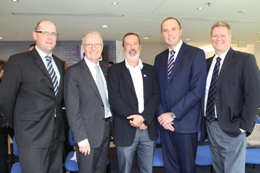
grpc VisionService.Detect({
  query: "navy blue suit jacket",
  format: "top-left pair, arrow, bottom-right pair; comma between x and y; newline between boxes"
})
154,42 -> 207,133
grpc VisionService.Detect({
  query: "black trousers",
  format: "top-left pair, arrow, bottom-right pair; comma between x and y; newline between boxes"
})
0,127 -> 14,173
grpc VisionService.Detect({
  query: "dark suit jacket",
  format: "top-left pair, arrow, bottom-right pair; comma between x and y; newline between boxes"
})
107,60 -> 160,146
154,42 -> 207,133
64,59 -> 109,148
201,48 -> 260,140
0,48 -> 65,148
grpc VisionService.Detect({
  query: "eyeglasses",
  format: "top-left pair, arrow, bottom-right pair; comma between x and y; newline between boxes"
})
35,31 -> 59,37
82,43 -> 103,49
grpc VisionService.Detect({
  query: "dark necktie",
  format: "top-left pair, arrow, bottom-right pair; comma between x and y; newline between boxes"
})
167,50 -> 175,80
95,65 -> 109,117
206,57 -> 221,123
45,56 -> 59,95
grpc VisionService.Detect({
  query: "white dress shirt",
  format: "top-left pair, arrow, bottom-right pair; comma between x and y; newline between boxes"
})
125,59 -> 144,113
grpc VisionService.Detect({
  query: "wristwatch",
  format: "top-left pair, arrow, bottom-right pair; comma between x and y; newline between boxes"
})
170,112 -> 176,120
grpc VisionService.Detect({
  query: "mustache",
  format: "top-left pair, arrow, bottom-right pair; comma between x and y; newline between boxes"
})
129,49 -> 137,54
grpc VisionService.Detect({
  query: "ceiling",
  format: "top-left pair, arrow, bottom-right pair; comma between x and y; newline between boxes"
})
1,0 -> 260,48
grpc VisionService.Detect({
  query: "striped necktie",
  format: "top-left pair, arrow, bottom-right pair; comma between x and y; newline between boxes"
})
206,57 -> 221,123
45,56 -> 59,95
167,50 -> 175,80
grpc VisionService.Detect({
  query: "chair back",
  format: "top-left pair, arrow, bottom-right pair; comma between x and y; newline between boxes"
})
13,136 -> 19,156
68,129 -> 75,146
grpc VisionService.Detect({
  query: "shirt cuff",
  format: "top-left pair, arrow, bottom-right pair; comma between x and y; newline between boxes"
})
78,138 -> 89,146
239,128 -> 246,133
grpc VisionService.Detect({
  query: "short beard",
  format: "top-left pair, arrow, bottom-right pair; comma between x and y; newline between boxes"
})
125,49 -> 140,61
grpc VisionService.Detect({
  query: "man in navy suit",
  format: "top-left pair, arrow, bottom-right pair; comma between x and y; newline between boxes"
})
108,33 -> 160,173
154,17 -> 207,173
202,21 -> 260,173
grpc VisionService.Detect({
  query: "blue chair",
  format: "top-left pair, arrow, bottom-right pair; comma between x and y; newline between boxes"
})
246,148 -> 260,167
152,133 -> 164,167
11,136 -> 22,173
195,132 -> 213,172
64,129 -> 111,172
64,129 -> 79,172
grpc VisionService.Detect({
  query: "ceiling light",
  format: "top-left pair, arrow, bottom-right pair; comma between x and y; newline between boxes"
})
186,38 -> 191,41
238,10 -> 247,13
101,25 -> 109,28
197,7 -> 203,10
0,37 -> 3,40
11,0 -> 18,2
111,2 -> 118,5
256,41 -> 260,43
144,37 -> 150,40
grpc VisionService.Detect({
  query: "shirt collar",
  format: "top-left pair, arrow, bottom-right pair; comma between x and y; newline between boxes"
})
214,47 -> 230,61
84,57 -> 100,69
168,40 -> 183,53
125,58 -> 143,70
35,46 -> 52,59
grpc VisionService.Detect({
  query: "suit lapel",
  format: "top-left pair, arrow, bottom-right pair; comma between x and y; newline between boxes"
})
216,48 -> 236,90
141,65 -> 148,100
79,60 -> 102,101
168,43 -> 187,83
121,61 -> 137,95
32,49 -> 51,81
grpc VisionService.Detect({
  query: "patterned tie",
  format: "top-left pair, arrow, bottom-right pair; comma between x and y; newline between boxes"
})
95,65 -> 109,117
45,56 -> 59,95
167,50 -> 175,80
206,57 -> 221,123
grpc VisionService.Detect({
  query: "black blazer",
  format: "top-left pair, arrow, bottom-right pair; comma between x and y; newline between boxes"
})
107,60 -> 160,146
0,48 -> 65,148
201,48 -> 260,140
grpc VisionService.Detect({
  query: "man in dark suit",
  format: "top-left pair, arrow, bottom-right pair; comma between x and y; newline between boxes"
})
202,21 -> 260,173
0,20 -> 65,173
108,33 -> 160,173
154,17 -> 207,173
64,31 -> 111,173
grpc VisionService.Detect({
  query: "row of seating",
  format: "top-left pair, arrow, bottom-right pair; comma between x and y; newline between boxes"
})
10,116 -> 260,172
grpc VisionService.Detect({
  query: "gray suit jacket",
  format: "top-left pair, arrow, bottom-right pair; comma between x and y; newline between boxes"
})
0,48 -> 65,148
64,59 -> 108,147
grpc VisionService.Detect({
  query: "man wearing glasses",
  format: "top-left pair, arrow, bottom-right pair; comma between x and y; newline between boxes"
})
65,31 -> 111,173
0,20 -> 65,173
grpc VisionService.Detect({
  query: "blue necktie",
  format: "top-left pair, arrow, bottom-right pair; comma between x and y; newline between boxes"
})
206,57 -> 221,123
95,65 -> 109,117
45,56 -> 59,95
167,50 -> 175,80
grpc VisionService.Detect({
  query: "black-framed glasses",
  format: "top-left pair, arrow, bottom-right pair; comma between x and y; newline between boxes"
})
35,31 -> 59,37
82,43 -> 103,49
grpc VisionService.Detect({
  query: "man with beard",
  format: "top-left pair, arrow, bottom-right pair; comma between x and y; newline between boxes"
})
107,33 -> 160,173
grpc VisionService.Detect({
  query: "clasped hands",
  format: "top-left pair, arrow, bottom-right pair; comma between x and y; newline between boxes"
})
127,114 -> 147,130
158,112 -> 175,132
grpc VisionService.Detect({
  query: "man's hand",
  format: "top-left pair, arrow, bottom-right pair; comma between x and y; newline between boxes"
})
127,114 -> 144,127
78,142 -> 91,156
158,112 -> 175,131
139,123 -> 148,130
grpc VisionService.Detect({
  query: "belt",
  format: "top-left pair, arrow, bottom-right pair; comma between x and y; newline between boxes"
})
213,118 -> 218,121
103,117 -> 111,121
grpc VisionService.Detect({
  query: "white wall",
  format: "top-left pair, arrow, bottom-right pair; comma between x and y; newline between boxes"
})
116,41 -> 260,68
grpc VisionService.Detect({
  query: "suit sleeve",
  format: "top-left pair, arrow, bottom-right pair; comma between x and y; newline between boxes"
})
64,67 -> 88,143
172,50 -> 207,120
240,54 -> 260,134
0,56 -> 22,128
